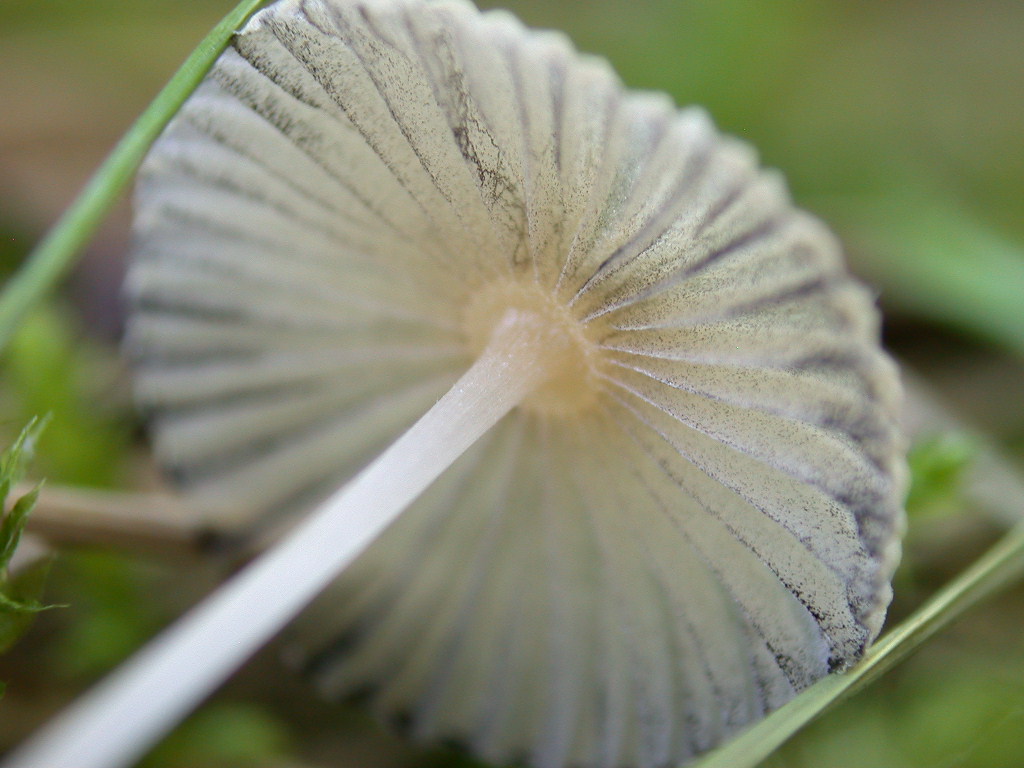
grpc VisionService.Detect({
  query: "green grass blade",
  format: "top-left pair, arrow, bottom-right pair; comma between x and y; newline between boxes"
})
0,0 -> 267,351
693,518 -> 1024,768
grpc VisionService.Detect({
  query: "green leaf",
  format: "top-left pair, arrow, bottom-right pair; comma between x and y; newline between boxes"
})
0,485 -> 41,568
0,556 -> 55,657
0,0 -> 268,352
1,418 -> 59,658
0,587 -> 47,615
1,416 -> 48,570
0,415 -> 46,494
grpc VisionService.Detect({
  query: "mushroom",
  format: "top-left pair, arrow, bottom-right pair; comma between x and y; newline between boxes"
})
5,1 -> 906,767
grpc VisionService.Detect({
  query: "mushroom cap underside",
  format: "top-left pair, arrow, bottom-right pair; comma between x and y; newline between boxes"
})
125,1 -> 907,766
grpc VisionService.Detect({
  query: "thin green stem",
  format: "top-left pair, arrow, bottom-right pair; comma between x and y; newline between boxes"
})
0,0 -> 267,351
693,518 -> 1024,768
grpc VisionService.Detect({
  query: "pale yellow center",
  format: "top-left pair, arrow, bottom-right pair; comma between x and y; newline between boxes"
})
461,280 -> 604,418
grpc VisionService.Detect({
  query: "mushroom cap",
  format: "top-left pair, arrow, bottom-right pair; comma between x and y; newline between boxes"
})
125,0 -> 907,766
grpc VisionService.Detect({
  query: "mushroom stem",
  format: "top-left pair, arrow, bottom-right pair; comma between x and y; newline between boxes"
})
3,308 -> 564,768
20,483 -> 206,559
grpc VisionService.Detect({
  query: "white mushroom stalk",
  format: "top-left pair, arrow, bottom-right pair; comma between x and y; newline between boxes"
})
3,308 -> 567,768
4,1 -> 907,768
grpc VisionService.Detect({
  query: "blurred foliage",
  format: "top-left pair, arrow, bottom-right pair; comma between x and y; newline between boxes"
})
840,190 -> 1024,359
49,551 -> 169,679
906,431 -> 978,520
0,216 -> 131,488
2,307 -> 130,487
139,702 -> 292,768
1,0 -> 1023,767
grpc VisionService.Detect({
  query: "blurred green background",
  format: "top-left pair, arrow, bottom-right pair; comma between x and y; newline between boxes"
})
1,0 -> 1023,766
